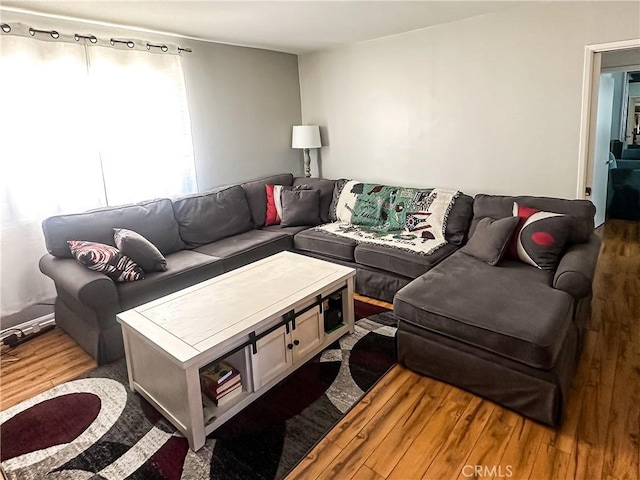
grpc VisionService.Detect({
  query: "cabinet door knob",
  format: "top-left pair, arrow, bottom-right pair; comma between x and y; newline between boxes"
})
287,343 -> 293,349
293,340 -> 300,346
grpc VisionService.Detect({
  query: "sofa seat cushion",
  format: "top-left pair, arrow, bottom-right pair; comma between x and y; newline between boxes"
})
394,252 -> 574,369
354,243 -> 458,279
262,225 -> 310,237
194,230 -> 291,272
293,229 -> 357,261
117,250 -> 224,311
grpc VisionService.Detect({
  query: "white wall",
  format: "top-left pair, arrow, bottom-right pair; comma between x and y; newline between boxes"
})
299,1 -> 640,198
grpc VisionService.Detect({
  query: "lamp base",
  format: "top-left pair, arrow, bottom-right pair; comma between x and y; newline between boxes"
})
303,148 -> 311,178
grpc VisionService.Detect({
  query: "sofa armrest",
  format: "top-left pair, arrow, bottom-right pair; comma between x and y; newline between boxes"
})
553,234 -> 601,298
39,254 -> 120,309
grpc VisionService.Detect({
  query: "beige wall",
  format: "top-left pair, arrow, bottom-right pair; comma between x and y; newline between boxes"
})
298,2 -> 640,198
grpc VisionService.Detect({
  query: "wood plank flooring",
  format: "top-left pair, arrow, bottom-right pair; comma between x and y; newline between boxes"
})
288,219 -> 640,480
1,220 -> 637,480
1,326 -> 96,410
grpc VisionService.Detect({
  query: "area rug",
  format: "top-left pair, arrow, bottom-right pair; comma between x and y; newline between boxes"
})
0,302 -> 395,480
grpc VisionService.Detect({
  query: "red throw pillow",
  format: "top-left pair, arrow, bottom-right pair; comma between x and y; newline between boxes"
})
265,184 -> 285,226
508,202 -> 573,271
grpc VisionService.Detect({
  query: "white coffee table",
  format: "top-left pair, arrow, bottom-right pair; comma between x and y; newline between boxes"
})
117,251 -> 355,451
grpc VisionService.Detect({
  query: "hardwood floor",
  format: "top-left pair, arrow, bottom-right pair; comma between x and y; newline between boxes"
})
1,220 -> 637,480
288,220 -> 640,480
1,326 -> 96,410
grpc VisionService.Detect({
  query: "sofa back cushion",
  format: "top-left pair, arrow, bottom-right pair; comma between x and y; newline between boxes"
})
42,198 -> 184,258
470,194 -> 595,244
172,185 -> 253,247
292,177 -> 338,224
241,173 -> 294,227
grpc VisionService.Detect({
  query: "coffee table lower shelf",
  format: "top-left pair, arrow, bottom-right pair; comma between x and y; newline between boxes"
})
201,321 -> 353,436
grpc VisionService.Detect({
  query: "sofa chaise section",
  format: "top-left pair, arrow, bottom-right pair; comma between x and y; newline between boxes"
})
395,194 -> 600,425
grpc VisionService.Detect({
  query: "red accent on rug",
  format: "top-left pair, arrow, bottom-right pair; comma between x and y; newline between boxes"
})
142,435 -> 190,480
0,393 -> 101,461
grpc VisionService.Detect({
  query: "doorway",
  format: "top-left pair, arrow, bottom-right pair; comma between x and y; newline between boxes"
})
578,41 -> 640,226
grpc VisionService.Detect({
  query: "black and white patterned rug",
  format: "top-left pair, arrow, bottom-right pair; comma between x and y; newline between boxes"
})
1,311 -> 396,480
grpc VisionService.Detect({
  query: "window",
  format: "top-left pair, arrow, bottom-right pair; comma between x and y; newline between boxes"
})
0,27 -> 197,316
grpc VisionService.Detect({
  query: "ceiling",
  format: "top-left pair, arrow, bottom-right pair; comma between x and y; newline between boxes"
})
0,1 -> 528,54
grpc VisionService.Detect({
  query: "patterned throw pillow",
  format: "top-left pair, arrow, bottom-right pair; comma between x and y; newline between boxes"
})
67,240 -> 144,282
508,202 -> 573,271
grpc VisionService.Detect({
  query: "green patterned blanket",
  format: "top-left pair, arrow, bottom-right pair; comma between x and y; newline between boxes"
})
317,181 -> 460,255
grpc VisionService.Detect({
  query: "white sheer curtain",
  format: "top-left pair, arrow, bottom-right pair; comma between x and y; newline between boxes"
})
0,32 -> 197,318
87,46 -> 196,205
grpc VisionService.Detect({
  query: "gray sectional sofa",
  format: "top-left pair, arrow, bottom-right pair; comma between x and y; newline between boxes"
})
39,173 -> 600,426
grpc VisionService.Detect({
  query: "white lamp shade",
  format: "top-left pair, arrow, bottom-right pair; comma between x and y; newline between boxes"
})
292,125 -> 321,149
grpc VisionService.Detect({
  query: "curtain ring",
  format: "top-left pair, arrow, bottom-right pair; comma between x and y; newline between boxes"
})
110,38 -> 135,48
146,42 -> 169,53
29,27 -> 59,39
1,23 -> 10,33
75,33 -> 98,44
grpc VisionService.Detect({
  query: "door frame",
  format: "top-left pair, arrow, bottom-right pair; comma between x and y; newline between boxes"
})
577,39 -> 640,199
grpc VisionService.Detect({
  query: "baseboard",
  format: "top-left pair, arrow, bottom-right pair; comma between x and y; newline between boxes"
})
1,313 -> 56,339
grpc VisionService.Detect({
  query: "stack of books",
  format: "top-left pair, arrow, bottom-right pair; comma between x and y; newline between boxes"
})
200,360 -> 243,407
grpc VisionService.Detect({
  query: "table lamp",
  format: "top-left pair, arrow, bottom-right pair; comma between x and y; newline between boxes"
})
292,125 -> 321,178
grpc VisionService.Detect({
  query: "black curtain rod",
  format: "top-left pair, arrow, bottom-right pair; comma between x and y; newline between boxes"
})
0,22 -> 192,53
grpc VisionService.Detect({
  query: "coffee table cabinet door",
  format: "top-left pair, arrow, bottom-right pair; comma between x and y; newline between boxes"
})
252,325 -> 293,390
292,308 -> 322,363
